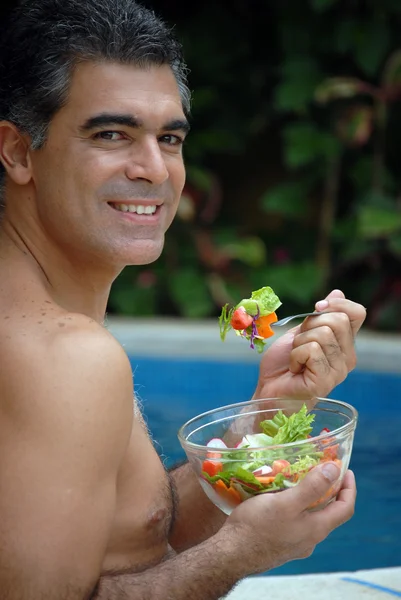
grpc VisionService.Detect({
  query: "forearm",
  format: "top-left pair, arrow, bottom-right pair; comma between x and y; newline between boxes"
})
96,531 -> 246,600
168,462 -> 226,552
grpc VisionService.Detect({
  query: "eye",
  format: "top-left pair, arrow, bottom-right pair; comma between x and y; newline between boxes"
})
93,131 -> 126,141
159,134 -> 184,147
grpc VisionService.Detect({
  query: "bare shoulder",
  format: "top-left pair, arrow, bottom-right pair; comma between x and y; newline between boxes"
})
0,310 -> 134,437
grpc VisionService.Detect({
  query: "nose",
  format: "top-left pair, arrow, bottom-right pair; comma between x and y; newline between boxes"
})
125,137 -> 169,186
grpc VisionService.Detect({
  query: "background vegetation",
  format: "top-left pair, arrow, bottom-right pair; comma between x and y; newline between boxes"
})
2,0 -> 401,329
108,0 -> 401,331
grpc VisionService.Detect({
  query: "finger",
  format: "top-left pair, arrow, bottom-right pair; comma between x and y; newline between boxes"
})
295,316 -> 356,373
285,461 -> 341,513
309,470 -> 356,537
334,470 -> 357,505
314,298 -> 366,337
289,340 -> 331,380
324,289 -> 345,301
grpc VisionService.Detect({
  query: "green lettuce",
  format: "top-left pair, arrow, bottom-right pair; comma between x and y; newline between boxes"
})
202,465 -> 263,490
219,304 -> 234,342
239,286 -> 282,317
218,285 -> 282,350
289,455 -> 321,480
202,465 -> 288,495
260,404 -> 315,445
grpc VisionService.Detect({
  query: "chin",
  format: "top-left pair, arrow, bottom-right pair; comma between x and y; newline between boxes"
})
122,239 -> 165,266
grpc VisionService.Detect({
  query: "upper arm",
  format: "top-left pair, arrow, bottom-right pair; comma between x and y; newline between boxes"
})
0,323 -> 133,599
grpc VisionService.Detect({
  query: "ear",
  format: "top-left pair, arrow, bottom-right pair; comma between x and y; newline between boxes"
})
0,121 -> 33,186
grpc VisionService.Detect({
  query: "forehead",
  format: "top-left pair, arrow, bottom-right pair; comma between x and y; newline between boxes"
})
56,61 -> 185,128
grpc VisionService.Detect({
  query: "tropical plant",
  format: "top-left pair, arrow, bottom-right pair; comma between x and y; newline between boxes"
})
109,0 -> 401,331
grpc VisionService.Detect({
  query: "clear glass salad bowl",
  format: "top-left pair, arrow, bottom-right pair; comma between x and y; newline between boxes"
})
178,397 -> 358,515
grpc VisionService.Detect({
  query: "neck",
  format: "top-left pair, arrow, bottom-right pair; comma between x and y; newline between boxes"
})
0,215 -> 121,324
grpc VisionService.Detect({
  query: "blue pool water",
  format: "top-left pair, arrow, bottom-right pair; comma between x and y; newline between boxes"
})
130,356 -> 401,576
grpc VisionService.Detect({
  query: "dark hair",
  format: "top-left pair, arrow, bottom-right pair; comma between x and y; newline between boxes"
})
0,0 -> 190,186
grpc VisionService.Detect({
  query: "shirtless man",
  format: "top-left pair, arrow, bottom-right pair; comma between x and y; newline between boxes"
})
0,1 -> 366,599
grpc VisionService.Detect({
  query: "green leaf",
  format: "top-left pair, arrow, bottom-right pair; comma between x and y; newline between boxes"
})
389,234 -> 401,257
358,206 -> 401,239
271,405 -> 315,445
261,263 -> 324,305
339,237 -> 375,261
349,157 -> 397,193
283,123 -> 340,168
222,237 -> 266,267
238,286 -> 282,317
289,455 -> 320,476
260,410 -> 285,437
230,467 -> 264,488
354,20 -> 391,77
275,80 -> 316,113
359,189 -> 396,210
275,57 -> 322,112
251,286 -> 282,315
261,181 -> 312,217
218,304 -> 234,342
310,0 -> 339,12
169,269 -> 214,318
109,285 -> 156,317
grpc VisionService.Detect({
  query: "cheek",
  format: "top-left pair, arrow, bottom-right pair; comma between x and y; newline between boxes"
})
169,158 -> 186,197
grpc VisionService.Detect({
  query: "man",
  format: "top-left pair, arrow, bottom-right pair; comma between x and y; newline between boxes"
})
0,1 -> 365,598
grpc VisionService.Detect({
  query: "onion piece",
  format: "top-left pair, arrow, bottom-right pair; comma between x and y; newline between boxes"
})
206,438 -> 228,449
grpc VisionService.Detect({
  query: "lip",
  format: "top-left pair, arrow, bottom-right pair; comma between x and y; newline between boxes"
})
107,200 -> 164,207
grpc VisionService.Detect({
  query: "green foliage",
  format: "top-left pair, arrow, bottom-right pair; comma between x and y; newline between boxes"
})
261,181 -> 312,218
109,0 -> 401,331
168,269 -> 214,318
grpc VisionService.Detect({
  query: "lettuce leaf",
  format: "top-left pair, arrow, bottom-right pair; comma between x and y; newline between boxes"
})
202,465 -> 263,490
218,285 -> 281,351
260,410 -> 287,437
289,455 -> 320,479
238,286 -> 282,317
219,304 -> 234,341
260,404 -> 315,445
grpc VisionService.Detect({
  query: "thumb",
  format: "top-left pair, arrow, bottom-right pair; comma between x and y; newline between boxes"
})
289,462 -> 341,511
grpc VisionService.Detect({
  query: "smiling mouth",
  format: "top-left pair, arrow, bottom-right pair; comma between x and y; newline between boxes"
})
108,202 -> 160,215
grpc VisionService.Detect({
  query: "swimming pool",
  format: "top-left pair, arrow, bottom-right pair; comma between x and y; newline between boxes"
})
109,318 -> 401,576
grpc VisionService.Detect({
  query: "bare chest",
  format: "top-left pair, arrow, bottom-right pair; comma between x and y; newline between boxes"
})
102,413 -> 176,574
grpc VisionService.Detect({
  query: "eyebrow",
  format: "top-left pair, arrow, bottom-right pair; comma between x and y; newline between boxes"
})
79,113 -> 191,134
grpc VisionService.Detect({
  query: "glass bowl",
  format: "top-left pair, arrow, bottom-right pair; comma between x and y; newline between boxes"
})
178,397 -> 358,515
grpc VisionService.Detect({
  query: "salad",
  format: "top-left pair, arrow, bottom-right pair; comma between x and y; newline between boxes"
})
219,285 -> 282,352
201,404 -> 341,509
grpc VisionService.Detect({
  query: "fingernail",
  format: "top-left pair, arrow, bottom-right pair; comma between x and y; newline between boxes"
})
322,462 -> 340,482
316,300 -> 329,311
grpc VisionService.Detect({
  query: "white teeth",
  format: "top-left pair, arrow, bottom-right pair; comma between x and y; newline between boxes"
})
113,204 -> 157,215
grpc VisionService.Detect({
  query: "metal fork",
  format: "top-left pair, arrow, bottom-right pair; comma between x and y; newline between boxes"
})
272,311 -> 328,327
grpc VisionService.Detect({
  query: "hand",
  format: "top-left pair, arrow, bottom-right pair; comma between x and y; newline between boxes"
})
253,290 -> 366,401
223,462 -> 356,575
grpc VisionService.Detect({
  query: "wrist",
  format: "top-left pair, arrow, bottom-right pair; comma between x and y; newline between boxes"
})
213,522 -> 258,579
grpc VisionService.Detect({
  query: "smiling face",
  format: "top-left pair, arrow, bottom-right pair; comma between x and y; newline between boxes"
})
27,61 -> 189,267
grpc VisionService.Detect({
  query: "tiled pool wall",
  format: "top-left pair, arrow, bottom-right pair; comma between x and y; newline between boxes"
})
108,318 -> 401,576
